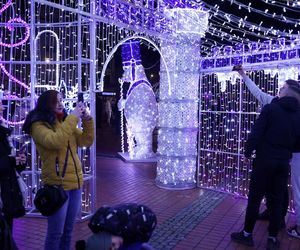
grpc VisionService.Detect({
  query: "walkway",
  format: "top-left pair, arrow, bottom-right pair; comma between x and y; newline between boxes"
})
14,157 -> 300,249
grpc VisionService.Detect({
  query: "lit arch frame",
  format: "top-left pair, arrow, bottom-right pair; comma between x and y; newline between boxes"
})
34,30 -> 60,90
98,35 -> 172,96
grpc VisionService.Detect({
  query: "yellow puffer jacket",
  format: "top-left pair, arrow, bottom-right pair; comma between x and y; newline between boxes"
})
30,115 -> 94,190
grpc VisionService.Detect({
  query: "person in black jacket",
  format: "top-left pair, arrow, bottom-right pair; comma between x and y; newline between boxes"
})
0,99 -> 26,232
231,81 -> 300,250
76,203 -> 157,250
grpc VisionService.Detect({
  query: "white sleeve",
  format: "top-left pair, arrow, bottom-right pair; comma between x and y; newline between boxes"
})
242,75 -> 274,105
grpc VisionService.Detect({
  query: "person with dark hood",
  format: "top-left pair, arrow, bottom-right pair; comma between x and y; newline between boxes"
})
76,203 -> 157,250
231,78 -> 300,249
235,65 -> 300,238
22,90 -> 94,250
0,94 -> 26,231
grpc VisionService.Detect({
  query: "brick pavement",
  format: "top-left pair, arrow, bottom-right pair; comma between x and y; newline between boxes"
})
13,157 -> 300,249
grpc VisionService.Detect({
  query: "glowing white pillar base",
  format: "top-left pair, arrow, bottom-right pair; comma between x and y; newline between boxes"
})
118,152 -> 157,163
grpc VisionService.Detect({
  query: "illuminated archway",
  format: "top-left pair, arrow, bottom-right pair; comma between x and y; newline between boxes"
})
98,36 -> 171,95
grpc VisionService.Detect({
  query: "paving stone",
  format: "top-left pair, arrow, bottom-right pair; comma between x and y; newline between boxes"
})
12,157 -> 300,250
149,190 -> 227,249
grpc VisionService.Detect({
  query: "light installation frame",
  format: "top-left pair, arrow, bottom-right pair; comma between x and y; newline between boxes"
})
198,43 -> 300,212
2,0 -> 300,217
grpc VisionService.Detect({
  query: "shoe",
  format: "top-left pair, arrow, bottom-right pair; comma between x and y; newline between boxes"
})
231,231 -> 254,247
257,209 -> 270,221
287,225 -> 300,239
266,237 -> 280,250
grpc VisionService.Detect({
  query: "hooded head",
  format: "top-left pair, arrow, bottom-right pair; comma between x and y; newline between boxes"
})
278,79 -> 300,104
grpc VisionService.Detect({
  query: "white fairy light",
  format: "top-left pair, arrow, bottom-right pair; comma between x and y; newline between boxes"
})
216,72 -> 240,92
156,7 -> 208,189
120,40 -> 158,160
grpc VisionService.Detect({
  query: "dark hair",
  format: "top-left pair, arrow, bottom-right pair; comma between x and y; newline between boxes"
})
22,90 -> 59,134
286,79 -> 300,96
286,79 -> 300,88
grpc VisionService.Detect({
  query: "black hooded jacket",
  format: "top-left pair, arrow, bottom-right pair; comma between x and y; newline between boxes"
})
245,96 -> 300,161
0,124 -> 25,219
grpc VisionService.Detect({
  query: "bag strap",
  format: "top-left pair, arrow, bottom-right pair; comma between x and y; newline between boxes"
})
55,141 -> 70,180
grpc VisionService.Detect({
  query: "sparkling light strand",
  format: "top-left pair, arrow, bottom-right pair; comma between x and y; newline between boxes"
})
119,78 -> 125,153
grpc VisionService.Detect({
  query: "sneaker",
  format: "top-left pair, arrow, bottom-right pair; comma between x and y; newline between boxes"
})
287,225 -> 300,239
257,209 -> 270,220
231,231 -> 254,247
266,237 -> 280,250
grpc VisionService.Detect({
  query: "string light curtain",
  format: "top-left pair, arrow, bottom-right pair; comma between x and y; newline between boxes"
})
156,4 -> 209,189
0,0 -> 140,219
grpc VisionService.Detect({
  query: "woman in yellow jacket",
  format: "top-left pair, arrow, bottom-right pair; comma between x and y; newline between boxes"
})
23,90 -> 94,250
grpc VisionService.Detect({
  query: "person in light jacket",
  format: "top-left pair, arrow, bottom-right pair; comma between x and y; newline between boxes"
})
23,90 -> 94,250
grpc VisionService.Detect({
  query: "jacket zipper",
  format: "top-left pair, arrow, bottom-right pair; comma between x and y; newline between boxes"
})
69,147 -> 80,189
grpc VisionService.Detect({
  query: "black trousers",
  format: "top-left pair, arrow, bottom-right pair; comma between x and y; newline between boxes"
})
265,185 -> 289,219
244,158 -> 289,237
5,216 -> 13,232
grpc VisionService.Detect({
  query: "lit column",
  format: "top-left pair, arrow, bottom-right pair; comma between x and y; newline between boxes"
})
156,8 -> 208,189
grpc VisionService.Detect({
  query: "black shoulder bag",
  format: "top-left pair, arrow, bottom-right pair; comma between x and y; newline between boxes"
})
34,142 -> 70,216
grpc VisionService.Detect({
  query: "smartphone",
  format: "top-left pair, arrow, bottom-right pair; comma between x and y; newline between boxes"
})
78,92 -> 84,103
19,144 -> 27,154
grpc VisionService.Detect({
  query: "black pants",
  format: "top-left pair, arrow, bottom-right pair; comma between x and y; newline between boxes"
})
5,216 -> 13,233
265,185 -> 289,219
244,159 -> 289,237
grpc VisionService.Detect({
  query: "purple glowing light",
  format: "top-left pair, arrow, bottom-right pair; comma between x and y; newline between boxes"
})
0,17 -> 30,48
0,1 -> 30,90
0,0 -> 12,15
0,61 -> 30,90
0,0 -> 30,125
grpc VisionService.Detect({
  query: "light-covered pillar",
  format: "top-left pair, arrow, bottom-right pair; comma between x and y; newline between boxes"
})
156,8 -> 208,189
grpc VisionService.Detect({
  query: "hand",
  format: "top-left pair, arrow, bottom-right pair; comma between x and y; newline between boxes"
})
16,153 -> 27,165
110,235 -> 123,250
232,65 -> 246,76
81,109 -> 92,121
117,99 -> 126,111
71,102 -> 84,119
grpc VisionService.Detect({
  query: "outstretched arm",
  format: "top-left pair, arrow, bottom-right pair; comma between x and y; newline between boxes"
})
235,65 -> 274,105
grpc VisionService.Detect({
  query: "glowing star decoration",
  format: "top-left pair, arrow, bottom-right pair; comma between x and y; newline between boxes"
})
118,40 -> 158,160
216,72 -> 240,92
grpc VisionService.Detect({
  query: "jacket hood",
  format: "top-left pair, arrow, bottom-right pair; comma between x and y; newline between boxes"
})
0,123 -> 12,137
272,96 -> 300,112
